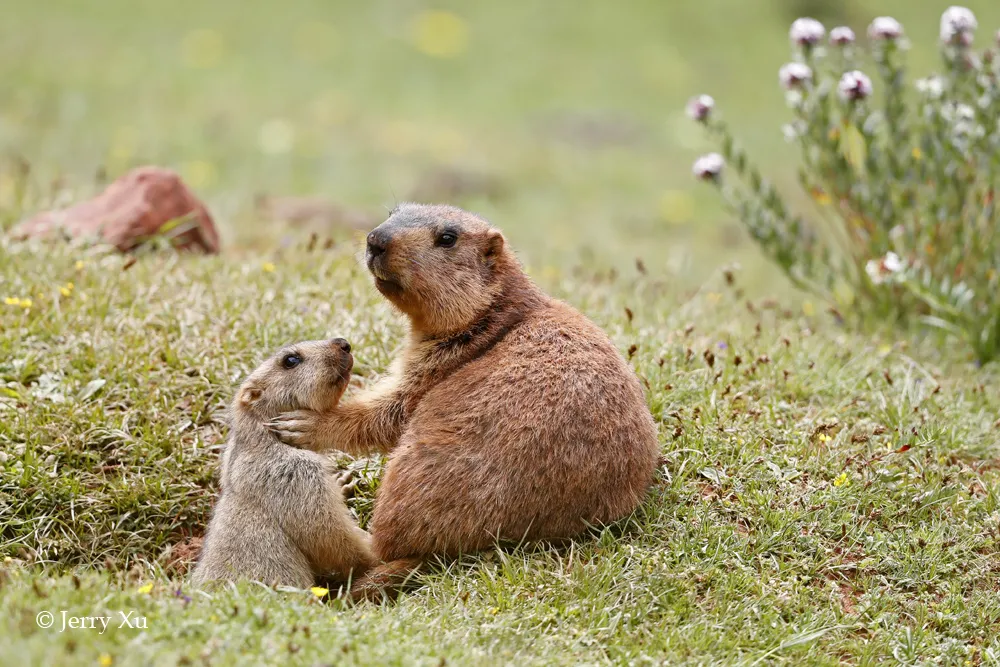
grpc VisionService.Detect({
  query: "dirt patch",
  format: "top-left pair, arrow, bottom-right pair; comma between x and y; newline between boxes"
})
161,536 -> 204,576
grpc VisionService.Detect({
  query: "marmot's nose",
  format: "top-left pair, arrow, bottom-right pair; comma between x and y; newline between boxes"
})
330,338 -> 351,354
366,230 -> 388,257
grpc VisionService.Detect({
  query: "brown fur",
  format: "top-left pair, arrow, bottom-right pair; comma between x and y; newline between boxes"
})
192,339 -> 376,589
269,204 -> 660,601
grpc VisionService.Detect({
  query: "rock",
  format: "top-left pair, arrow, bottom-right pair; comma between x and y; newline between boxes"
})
254,194 -> 378,232
11,166 -> 220,253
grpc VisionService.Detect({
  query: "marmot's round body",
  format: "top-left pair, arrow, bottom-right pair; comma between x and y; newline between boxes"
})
192,339 -> 375,588
374,296 -> 656,558
270,204 -> 660,599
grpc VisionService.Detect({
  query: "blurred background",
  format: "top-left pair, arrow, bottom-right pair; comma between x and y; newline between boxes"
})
3,0 -> 999,291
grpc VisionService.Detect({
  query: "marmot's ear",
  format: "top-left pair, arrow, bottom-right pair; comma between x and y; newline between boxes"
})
238,382 -> 262,406
484,230 -> 504,260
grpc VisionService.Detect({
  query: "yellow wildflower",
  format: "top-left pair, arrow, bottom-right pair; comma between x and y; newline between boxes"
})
19,299 -> 31,309
310,586 -> 329,597
262,262 -> 276,273
410,10 -> 469,58
75,260 -> 85,270
99,655 -> 113,667
658,190 -> 695,224
840,125 -> 867,167
818,434 -> 831,443
810,189 -> 831,206
833,472 -> 849,487
137,583 -> 153,594
4,297 -> 19,306
911,147 -> 923,160
802,301 -> 816,316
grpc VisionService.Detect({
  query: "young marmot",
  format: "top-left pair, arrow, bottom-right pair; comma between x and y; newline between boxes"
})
192,338 -> 376,588
269,204 -> 660,600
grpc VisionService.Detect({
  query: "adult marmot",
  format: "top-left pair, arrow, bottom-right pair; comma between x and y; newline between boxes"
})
193,338 -> 376,588
270,204 -> 659,600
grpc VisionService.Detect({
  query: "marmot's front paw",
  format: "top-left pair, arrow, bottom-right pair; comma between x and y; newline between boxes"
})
267,410 -> 321,448
337,470 -> 361,498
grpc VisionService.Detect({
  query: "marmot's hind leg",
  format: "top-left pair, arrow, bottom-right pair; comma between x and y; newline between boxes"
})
347,557 -> 423,603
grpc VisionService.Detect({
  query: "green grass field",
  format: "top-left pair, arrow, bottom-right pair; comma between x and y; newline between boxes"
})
3,1 -> 1000,664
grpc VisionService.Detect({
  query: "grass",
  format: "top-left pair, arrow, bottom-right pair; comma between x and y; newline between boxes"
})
3,0 -> 1000,664
3,242 -> 999,664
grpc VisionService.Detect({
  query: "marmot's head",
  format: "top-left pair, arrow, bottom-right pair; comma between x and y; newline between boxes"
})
365,203 -> 513,335
235,338 -> 353,420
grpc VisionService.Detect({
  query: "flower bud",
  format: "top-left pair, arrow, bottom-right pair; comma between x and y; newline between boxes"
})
865,252 -> 904,284
830,27 -> 856,46
779,62 -> 813,90
838,70 -> 873,102
868,17 -> 904,41
692,153 -> 724,181
915,76 -> 945,99
790,18 -> 825,46
686,95 -> 715,123
940,6 -> 977,45
782,122 -> 804,142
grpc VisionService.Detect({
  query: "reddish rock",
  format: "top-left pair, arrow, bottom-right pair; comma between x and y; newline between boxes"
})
11,166 -> 220,253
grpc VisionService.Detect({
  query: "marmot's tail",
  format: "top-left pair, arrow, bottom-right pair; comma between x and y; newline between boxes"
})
348,558 -> 423,604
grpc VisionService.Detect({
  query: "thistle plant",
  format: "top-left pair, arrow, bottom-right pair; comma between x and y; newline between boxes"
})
690,7 -> 1000,363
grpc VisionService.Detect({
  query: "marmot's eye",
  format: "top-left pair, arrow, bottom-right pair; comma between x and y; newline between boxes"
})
435,232 -> 458,248
281,354 -> 302,369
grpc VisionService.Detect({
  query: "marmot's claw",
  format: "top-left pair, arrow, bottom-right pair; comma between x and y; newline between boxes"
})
269,429 -> 308,447
266,410 -> 318,448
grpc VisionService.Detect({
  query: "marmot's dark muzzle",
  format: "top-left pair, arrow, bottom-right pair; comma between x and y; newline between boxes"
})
366,228 -> 389,258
